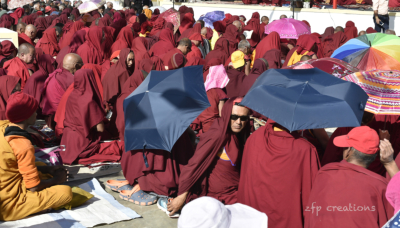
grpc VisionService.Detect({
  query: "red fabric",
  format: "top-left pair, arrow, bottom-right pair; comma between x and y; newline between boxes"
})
389,0 -> 400,7
3,57 -> 30,90
304,160 -> 393,228
116,59 -> 153,140
150,56 -> 165,71
10,8 -> 24,25
128,16 -> 138,26
56,30 -> 87,69
296,34 -> 323,58
40,68 -> 74,116
366,27 -> 378,33
0,76 -> 20,120
101,26 -> 116,61
344,21 -> 358,40
205,38 -> 230,66
263,49 -> 282,69
18,33 -> 35,46
322,31 -> 348,57
333,126 -> 379,154
178,98 -> 249,203
6,92 -> 38,123
186,44 -> 203,62
121,131 -> 194,196
213,21 -> 226,34
179,13 -> 194,34
0,40 -> 17,58
131,37 -> 150,70
149,17 -> 165,37
0,14 -> 14,28
39,28 -> 60,57
321,27 -> 335,41
81,64 -> 104,101
321,127 -> 386,176
185,56 -> 205,67
197,88 -> 227,133
149,29 -> 176,58
255,31 -> 281,60
220,25 -> 239,56
167,53 -> 185,70
23,54 -> 55,103
110,26 -> 134,54
102,48 -> 134,109
60,69 -> 122,165
76,26 -> 105,64
237,121 -> 320,228
59,21 -> 85,50
54,83 -> 73,137
34,17 -> 49,34
205,27 -> 213,40
240,58 -> 269,96
225,67 -> 247,98
50,14 -> 69,28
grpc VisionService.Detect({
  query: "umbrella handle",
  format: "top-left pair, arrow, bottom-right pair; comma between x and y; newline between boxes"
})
143,146 -> 149,168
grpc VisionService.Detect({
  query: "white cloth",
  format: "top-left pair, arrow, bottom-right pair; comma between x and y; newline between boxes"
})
373,0 -> 388,15
178,197 -> 268,228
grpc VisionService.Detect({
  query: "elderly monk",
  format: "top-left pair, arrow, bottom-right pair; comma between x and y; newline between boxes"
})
162,38 -> 191,67
40,54 -> 83,129
16,22 -> 26,34
237,119 -> 320,228
0,92 -> 72,221
165,98 -> 250,216
18,24 -> 37,46
304,126 -> 394,228
3,43 -> 35,90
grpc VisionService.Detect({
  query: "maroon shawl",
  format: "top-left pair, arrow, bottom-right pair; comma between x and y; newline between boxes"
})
225,67 -> 247,98
149,29 -> 176,58
322,31 -> 348,58
76,26 -> 104,64
56,30 -> 87,69
131,37 -> 150,70
240,58 -> 269,96
255,31 -> 281,60
110,26 -> 134,55
39,28 -> 60,56
0,76 -> 20,120
59,21 -> 85,50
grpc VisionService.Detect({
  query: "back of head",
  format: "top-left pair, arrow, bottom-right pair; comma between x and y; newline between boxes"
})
280,14 -> 287,19
335,26 -> 344,33
238,40 -> 250,50
386,29 -> 396,35
6,92 -> 38,124
300,55 -> 312,62
196,20 -> 205,28
261,16 -> 269,23
17,22 -> 27,33
232,20 -> 241,30
63,53 -> 83,73
350,147 -> 377,168
358,31 -> 366,36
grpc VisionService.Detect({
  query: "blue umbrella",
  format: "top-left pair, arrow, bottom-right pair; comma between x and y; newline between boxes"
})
198,11 -> 225,29
123,65 -> 210,153
240,68 -> 369,132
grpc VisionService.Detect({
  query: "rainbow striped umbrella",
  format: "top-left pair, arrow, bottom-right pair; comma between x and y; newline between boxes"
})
331,34 -> 400,71
343,70 -> 400,115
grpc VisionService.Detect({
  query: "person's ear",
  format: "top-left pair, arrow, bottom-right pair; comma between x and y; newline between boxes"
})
343,147 -> 352,160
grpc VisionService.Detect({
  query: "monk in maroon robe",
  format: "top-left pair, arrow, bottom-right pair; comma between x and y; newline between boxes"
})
4,43 -> 35,90
225,51 -> 249,98
38,28 -> 60,57
76,26 -> 105,64
237,119 -> 320,228
0,76 -> 21,120
149,29 -> 176,59
304,126 -> 393,228
162,38 -> 191,67
110,26 -> 135,54
166,98 -> 250,216
60,69 -> 124,165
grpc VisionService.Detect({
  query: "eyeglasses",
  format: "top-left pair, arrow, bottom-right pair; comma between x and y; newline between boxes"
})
230,114 -> 249,121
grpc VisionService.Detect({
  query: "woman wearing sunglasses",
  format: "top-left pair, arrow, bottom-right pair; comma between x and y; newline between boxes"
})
163,97 -> 251,217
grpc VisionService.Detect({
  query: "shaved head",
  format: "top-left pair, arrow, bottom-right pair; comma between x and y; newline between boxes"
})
358,31 -> 366,36
18,43 -> 35,56
201,27 -> 207,36
18,43 -> 35,64
63,53 -> 83,74
386,29 -> 396,35
16,22 -> 27,34
280,14 -> 287,19
261,16 -> 269,24
335,26 -> 344,33
233,20 -> 242,32
25,24 -> 37,39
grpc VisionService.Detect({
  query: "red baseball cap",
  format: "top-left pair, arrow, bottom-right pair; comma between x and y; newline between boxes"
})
333,126 -> 379,155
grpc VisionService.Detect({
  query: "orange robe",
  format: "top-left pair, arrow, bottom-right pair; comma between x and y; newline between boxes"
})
0,121 -> 72,221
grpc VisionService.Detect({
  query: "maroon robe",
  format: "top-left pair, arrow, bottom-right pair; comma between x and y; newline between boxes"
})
197,88 -> 227,134
162,48 -> 183,67
0,76 -> 20,120
178,98 -> 249,204
240,58 -> 269,96
60,69 -> 124,165
304,160 -> 393,228
225,67 -> 246,98
237,120 -> 320,228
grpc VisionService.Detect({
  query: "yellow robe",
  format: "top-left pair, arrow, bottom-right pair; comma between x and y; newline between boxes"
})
286,51 -> 310,66
0,120 -> 72,221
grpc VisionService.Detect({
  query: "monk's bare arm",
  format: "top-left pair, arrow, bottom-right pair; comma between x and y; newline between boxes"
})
380,139 -> 399,178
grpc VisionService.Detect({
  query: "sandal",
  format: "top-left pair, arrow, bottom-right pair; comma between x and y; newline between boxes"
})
105,179 -> 132,192
157,198 -> 180,218
120,190 -> 158,206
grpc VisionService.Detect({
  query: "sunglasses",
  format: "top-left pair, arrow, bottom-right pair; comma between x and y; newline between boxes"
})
230,114 -> 249,121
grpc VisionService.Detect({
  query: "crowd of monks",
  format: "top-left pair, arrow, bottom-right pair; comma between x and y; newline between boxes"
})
1,2 -> 400,228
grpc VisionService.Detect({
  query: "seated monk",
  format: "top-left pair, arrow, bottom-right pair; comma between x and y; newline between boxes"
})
322,111 -> 388,176
186,33 -> 203,62
225,40 -> 252,75
40,53 -> 83,129
162,38 -> 191,67
166,98 -> 250,216
18,24 -> 37,46
0,92 -> 72,221
3,43 -> 35,90
60,69 -> 124,165
237,119 -> 320,228
304,126 -> 394,228
16,22 -> 26,35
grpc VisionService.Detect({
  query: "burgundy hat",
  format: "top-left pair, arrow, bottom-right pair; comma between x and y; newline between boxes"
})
6,92 -> 38,123
333,126 -> 380,155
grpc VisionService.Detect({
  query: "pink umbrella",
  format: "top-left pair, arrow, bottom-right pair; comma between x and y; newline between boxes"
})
204,64 -> 229,91
265,18 -> 310,39
159,8 -> 180,34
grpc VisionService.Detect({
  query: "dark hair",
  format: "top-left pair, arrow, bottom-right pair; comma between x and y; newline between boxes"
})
69,14 -> 75,21
196,20 -> 204,28
54,25 -> 63,36
99,5 -> 105,10
351,147 -> 377,168
178,38 -> 191,47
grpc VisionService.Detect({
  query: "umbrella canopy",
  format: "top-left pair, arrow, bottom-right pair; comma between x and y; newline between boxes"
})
283,57 -> 359,78
123,65 -> 210,152
204,64 -> 229,91
78,0 -> 106,14
264,18 -> 310,39
331,33 -> 400,71
241,68 -> 368,132
158,8 -> 180,34
343,70 -> 400,115
8,0 -> 34,10
198,11 -> 225,29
